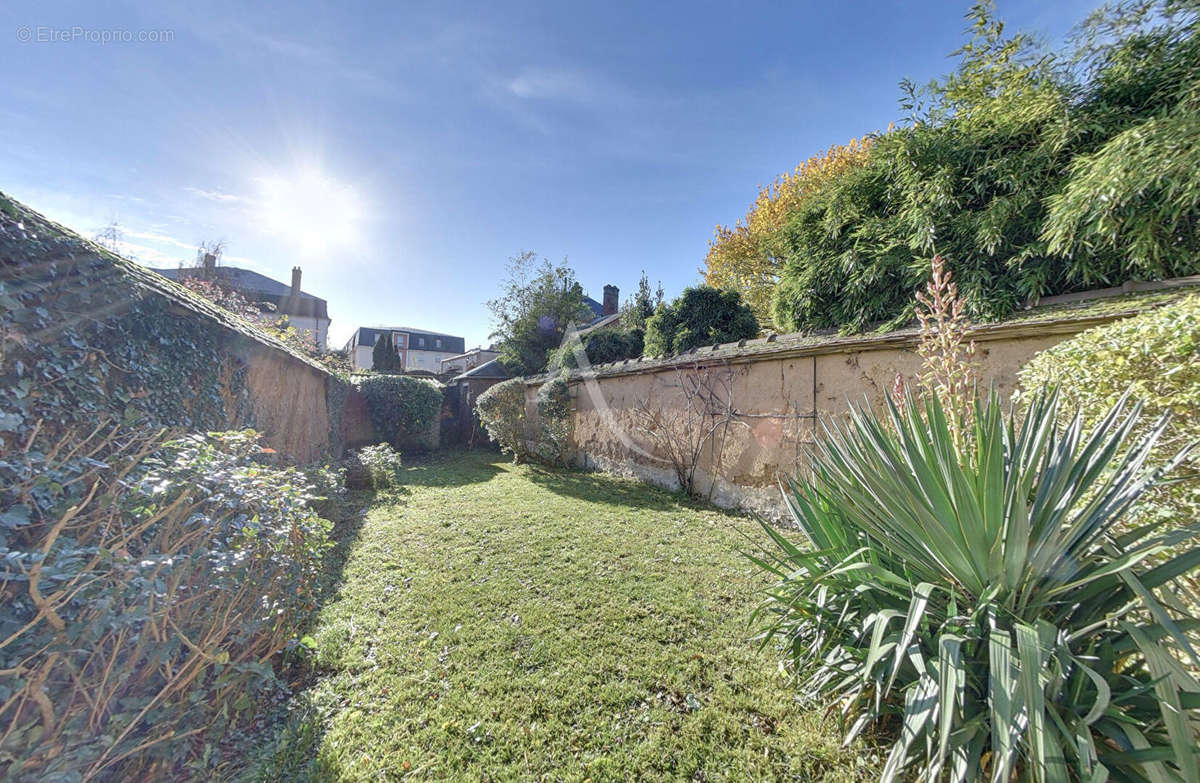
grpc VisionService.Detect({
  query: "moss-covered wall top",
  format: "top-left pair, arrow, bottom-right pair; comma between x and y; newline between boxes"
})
0,191 -> 347,459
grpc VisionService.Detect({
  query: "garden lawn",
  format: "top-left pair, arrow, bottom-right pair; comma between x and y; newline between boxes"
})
252,451 -> 871,782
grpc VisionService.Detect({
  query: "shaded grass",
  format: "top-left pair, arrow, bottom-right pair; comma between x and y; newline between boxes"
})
249,450 -> 875,781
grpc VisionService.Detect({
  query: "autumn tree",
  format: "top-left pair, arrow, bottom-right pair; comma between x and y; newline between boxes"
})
703,137 -> 874,328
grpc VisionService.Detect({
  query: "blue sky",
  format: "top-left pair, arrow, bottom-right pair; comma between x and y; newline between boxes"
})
1,0 -> 1101,349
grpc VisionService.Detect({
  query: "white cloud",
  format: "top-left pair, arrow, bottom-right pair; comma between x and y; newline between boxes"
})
184,186 -> 249,204
120,227 -> 197,252
503,67 -> 618,104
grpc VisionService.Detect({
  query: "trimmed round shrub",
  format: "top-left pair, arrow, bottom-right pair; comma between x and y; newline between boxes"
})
1018,293 -> 1200,526
357,374 -> 443,451
475,378 -> 528,462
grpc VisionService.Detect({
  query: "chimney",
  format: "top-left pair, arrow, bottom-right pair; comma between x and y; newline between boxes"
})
287,267 -> 302,315
602,284 -> 619,316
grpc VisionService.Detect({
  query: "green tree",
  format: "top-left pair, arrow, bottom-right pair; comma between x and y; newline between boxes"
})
619,270 -> 664,331
644,286 -> 758,356
372,332 -> 403,373
1043,0 -> 1200,275
487,251 -> 592,376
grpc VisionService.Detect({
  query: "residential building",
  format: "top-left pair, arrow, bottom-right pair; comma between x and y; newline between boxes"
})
156,255 -> 331,349
344,326 -> 466,372
440,347 -> 500,375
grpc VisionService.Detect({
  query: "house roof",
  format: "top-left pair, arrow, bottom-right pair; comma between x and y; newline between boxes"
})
577,311 -> 622,336
155,266 -> 329,320
453,358 -> 510,382
441,347 -> 500,363
353,326 -> 466,354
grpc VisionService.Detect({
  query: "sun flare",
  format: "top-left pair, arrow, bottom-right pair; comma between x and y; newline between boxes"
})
256,168 -> 363,256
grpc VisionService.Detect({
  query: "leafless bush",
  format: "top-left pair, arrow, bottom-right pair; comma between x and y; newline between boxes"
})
631,362 -> 744,497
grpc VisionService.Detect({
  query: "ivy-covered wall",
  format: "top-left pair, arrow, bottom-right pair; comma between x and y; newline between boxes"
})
0,192 -> 366,462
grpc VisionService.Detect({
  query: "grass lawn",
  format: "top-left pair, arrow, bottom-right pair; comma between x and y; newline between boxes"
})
249,451 -> 873,781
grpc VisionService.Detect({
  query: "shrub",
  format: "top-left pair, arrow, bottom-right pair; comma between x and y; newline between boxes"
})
547,327 -> 644,370
345,443 -> 405,491
0,426 -> 332,780
751,389 -> 1200,782
356,374 -> 443,451
475,378 -> 529,462
1018,294 -> 1200,531
534,376 -> 572,465
643,286 -> 758,356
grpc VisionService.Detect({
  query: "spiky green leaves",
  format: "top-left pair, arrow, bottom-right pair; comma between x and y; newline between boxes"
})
751,389 -> 1199,782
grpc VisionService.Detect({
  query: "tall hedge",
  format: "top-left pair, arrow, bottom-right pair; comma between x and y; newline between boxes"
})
547,327 -> 644,370
767,2 -> 1200,334
357,374 -> 443,451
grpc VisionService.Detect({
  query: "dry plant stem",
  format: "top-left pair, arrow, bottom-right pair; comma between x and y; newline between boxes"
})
914,255 -> 978,449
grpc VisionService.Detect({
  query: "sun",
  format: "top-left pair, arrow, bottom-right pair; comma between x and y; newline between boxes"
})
256,168 -> 364,256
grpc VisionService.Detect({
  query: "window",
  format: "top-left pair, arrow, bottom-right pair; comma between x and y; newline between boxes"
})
435,338 -> 442,349
394,333 -> 405,348
417,337 -> 425,348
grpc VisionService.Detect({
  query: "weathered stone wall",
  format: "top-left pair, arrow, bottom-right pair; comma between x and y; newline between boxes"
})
523,286 -> 1198,518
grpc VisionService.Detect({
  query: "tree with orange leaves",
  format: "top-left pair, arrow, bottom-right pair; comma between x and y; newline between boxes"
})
703,136 -> 873,328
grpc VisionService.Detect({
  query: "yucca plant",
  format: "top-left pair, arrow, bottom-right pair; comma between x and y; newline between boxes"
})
751,389 -> 1200,782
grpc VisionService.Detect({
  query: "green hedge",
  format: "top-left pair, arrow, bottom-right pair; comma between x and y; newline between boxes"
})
356,374 -> 443,451
0,428 -> 332,779
1018,294 -> 1200,525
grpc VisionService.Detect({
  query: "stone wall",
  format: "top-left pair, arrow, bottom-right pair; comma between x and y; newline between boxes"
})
523,285 -> 1200,518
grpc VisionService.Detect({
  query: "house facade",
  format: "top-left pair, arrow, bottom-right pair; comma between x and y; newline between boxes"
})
440,347 -> 500,375
156,257 -> 331,349
344,326 -> 466,372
